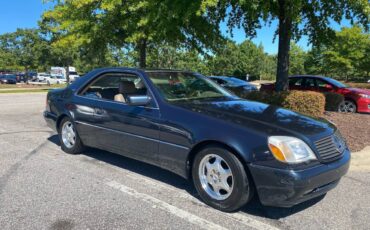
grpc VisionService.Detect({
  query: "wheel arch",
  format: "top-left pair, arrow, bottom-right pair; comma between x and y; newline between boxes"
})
344,97 -> 357,106
186,140 -> 252,181
56,114 -> 70,131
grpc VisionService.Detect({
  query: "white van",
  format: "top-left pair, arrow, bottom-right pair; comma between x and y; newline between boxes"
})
50,67 -> 80,82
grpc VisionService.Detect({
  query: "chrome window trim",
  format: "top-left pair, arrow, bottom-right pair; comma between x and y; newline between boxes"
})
75,70 -> 160,109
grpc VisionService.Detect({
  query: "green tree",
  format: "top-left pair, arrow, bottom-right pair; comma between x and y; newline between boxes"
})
42,0 -> 224,68
205,0 -> 369,91
289,43 -> 307,75
324,26 -> 370,81
305,26 -> 370,81
146,43 -> 211,74
208,40 -> 274,79
0,29 -> 50,72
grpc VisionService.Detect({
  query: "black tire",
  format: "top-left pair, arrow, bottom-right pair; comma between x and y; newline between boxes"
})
192,145 -> 253,212
58,117 -> 85,154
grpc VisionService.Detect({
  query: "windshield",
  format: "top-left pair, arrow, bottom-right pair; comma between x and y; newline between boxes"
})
147,72 -> 233,101
325,77 -> 348,88
69,72 -> 78,75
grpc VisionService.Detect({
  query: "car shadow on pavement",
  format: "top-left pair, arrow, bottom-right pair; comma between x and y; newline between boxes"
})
240,194 -> 325,219
48,134 -> 325,219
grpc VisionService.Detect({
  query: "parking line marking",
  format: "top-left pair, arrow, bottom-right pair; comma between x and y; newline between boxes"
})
122,172 -> 280,230
106,180 -> 228,230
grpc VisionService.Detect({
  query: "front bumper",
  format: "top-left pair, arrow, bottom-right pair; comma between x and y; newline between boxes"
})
357,97 -> 370,113
249,149 -> 350,207
43,111 -> 58,132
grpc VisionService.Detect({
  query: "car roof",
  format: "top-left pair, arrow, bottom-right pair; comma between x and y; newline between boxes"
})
290,75 -> 327,79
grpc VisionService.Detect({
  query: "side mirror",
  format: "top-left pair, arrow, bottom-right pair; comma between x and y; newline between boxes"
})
127,95 -> 151,106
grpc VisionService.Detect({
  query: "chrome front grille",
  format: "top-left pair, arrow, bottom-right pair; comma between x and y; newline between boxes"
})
315,132 -> 346,162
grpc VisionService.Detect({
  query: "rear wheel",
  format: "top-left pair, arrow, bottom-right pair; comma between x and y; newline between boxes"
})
192,146 -> 253,212
338,100 -> 357,113
58,117 -> 85,154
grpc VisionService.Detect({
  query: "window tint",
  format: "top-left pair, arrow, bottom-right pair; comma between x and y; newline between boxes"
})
80,73 -> 148,102
316,79 -> 329,88
304,78 -> 316,87
289,78 -> 304,86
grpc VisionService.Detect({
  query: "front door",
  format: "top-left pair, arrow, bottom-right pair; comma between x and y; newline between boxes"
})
79,71 -> 160,164
70,95 -> 99,147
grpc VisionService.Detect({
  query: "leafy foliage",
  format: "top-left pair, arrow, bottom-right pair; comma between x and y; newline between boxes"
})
207,40 -> 276,79
0,29 -> 50,71
204,0 -> 370,90
42,0 -> 225,68
305,26 -> 370,81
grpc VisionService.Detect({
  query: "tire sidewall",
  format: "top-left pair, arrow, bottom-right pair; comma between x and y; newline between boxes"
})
192,146 -> 251,212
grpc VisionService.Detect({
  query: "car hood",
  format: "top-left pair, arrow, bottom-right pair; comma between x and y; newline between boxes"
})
346,87 -> 370,95
175,99 -> 335,139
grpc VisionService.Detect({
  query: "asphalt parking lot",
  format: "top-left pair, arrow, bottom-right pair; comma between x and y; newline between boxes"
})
1,93 -> 370,230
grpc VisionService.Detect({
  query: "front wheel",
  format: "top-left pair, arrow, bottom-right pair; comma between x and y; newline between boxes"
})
58,117 -> 85,154
338,100 -> 357,113
192,146 -> 253,212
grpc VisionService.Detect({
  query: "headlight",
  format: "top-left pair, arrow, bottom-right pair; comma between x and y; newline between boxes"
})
268,136 -> 317,163
359,94 -> 370,99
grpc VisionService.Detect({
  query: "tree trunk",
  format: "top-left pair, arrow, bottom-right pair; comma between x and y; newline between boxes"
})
138,39 -> 147,68
275,0 -> 292,92
65,66 -> 70,85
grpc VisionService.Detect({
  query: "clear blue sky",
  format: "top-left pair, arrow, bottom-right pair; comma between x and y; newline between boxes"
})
0,0 -> 350,54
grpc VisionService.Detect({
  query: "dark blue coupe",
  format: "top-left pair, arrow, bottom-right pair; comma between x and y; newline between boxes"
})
44,68 -> 350,212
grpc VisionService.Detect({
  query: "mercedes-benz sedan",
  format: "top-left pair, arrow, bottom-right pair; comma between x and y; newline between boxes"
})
44,68 -> 350,212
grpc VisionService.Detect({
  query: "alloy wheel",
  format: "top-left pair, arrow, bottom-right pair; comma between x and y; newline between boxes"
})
61,121 -> 76,148
198,154 -> 234,200
338,100 -> 356,113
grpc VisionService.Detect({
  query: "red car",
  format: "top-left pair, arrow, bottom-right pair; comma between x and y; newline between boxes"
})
260,75 -> 370,113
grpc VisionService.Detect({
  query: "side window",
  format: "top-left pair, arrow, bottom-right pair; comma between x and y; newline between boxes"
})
316,79 -> 330,88
304,78 -> 316,88
289,78 -> 304,86
80,73 -> 148,103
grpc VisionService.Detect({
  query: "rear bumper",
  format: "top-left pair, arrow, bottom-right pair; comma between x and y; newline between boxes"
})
43,111 -> 58,132
249,149 -> 350,207
357,97 -> 370,113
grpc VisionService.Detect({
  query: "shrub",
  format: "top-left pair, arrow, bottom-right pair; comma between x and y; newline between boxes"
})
282,91 -> 325,117
243,90 -> 325,117
324,92 -> 344,111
